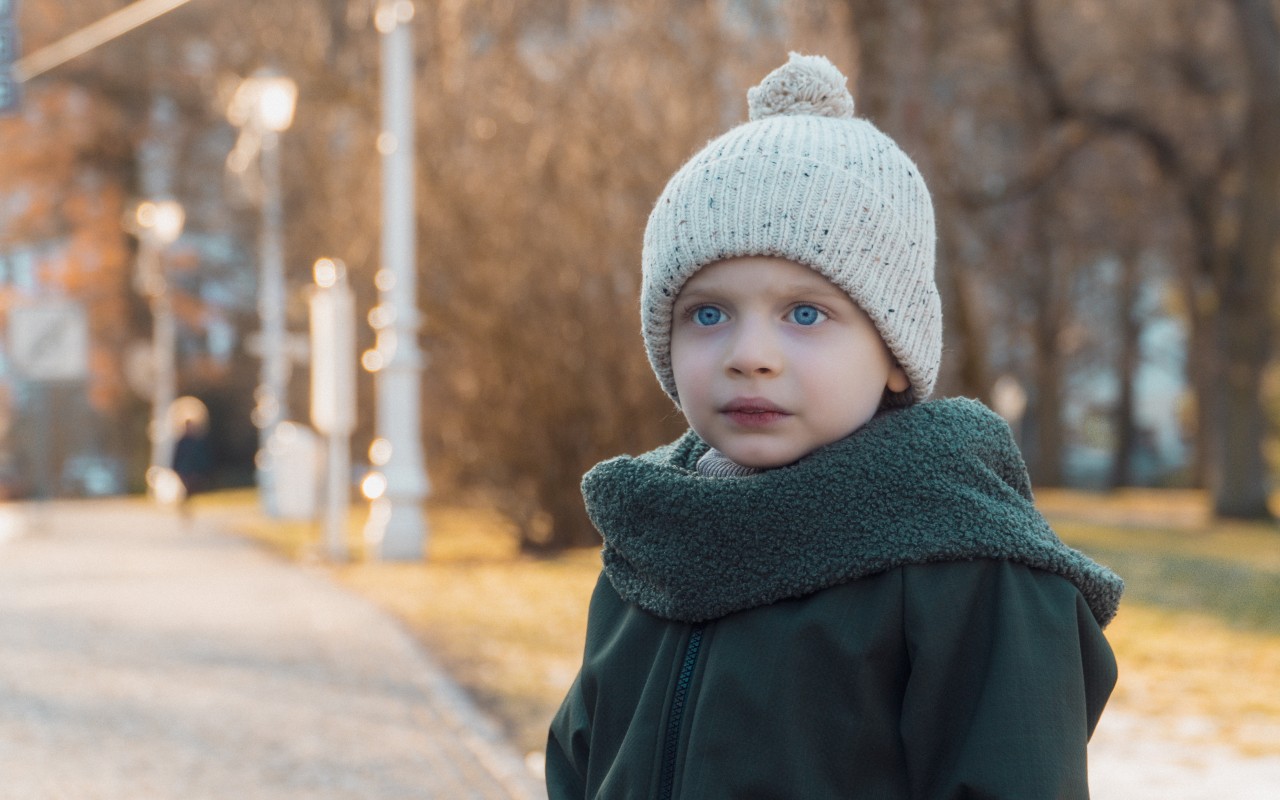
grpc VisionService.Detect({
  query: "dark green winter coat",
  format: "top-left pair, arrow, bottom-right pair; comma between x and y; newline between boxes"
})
548,399 -> 1122,800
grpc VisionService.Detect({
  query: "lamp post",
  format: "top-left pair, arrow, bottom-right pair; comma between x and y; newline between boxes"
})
228,67 -> 297,515
363,0 -> 428,559
130,199 -> 185,495
311,258 -> 356,561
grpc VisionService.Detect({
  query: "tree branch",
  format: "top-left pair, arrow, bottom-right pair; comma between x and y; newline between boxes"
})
1014,0 -> 1189,178
1009,0 -> 1225,277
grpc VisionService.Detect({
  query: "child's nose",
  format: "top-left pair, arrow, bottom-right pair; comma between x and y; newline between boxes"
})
724,318 -> 782,376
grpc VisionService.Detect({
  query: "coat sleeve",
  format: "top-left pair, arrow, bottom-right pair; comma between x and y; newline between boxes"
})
546,669 -> 590,799
898,559 -> 1117,800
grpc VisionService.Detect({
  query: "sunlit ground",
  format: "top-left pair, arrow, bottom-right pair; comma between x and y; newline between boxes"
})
214,488 -> 1280,760
1038,488 -> 1280,758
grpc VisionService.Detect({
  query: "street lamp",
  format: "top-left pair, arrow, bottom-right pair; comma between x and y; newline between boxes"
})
362,0 -> 428,559
227,67 -> 297,515
129,198 -> 185,498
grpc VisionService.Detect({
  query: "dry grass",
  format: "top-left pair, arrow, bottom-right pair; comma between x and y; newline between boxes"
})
1042,490 -> 1280,756
214,487 -> 1280,760
1100,605 -> 1280,756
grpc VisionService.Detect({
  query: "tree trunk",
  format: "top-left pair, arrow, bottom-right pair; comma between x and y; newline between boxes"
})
849,0 -> 982,407
1110,254 -> 1140,489
1212,0 -> 1279,519
1182,273 -> 1216,489
939,224 -> 991,402
846,0 -> 897,123
1029,339 -> 1065,486
1026,203 -> 1066,487
847,0 -> 929,139
1213,299 -> 1271,516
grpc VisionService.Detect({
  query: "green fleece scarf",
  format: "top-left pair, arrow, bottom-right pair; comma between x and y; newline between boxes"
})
583,398 -> 1123,627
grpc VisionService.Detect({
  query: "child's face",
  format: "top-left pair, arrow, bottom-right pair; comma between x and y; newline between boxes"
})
670,256 -> 909,469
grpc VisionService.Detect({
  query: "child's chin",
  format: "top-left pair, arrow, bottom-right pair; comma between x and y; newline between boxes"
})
720,446 -> 804,470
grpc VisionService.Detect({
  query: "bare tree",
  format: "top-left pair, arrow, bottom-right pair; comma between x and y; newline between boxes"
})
848,0 -> 1277,504
1014,0 -> 1277,516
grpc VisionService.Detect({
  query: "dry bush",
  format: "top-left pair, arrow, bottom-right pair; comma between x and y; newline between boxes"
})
413,0 -> 854,548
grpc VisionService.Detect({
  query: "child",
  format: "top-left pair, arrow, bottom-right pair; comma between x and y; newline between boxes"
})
547,53 -> 1122,799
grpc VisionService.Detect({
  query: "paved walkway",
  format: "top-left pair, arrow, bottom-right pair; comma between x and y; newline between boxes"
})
1089,708 -> 1280,800
0,500 -> 545,800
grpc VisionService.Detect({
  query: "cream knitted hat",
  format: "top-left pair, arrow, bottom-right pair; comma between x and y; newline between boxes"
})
641,53 -> 941,405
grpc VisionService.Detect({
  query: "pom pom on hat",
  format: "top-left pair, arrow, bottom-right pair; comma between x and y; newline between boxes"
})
747,52 -> 855,121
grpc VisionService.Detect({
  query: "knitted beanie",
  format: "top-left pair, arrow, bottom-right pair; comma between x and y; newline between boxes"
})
641,53 -> 941,405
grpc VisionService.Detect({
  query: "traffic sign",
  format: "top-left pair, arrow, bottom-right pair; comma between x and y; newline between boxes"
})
0,75 -> 17,115
7,302 -> 90,382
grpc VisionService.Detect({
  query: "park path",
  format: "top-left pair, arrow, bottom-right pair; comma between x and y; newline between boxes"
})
0,500 -> 545,800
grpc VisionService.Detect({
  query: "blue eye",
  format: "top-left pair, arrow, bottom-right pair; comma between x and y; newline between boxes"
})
694,306 -> 724,326
789,305 -> 826,326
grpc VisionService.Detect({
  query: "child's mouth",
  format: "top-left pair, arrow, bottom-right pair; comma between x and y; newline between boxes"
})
722,399 -> 789,427
724,410 -> 787,427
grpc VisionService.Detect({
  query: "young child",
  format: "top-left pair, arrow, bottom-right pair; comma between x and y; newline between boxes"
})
547,53 -> 1122,799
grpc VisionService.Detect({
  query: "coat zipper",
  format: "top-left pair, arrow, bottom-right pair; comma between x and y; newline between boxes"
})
658,623 -> 705,800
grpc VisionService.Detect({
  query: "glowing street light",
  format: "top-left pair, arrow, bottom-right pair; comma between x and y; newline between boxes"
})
135,200 -> 185,247
228,69 -> 297,133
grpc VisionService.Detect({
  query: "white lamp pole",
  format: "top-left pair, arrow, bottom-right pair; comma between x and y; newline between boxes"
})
257,120 -> 287,513
365,0 -> 428,559
311,258 -> 356,561
229,68 -> 297,515
132,199 -> 184,492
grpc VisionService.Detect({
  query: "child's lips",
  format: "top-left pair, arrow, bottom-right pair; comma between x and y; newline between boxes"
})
721,399 -> 790,427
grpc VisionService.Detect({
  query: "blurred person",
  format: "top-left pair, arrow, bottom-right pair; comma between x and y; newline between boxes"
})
547,54 -> 1123,799
171,417 -> 213,515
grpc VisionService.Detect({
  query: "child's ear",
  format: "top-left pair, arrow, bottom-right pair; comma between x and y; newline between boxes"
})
887,364 -> 910,394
